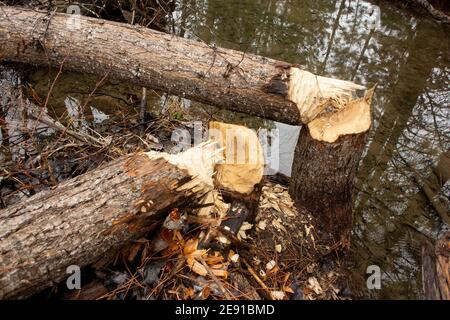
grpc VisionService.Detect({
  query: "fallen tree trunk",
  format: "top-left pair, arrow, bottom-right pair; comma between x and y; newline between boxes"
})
0,6 -> 300,125
0,142 -> 221,299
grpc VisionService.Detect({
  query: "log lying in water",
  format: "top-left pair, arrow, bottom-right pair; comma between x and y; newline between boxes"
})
0,142 -> 222,299
0,6 -> 300,125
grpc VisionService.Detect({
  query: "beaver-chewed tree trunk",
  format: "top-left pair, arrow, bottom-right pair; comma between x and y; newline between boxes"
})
0,142 -> 221,299
289,127 -> 369,246
288,86 -> 375,247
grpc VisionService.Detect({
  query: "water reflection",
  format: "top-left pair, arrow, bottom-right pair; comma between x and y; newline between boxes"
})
171,0 -> 449,299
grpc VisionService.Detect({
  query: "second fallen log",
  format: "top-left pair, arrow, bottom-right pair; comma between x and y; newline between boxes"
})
0,142 -> 222,299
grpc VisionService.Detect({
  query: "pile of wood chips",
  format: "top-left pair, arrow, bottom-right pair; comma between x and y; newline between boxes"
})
67,181 -> 348,301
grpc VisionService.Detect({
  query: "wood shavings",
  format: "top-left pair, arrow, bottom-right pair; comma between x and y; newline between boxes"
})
216,235 -> 230,245
257,219 -> 267,230
307,277 -> 323,295
266,260 -> 276,271
270,290 -> 285,300
229,253 -> 239,263
237,222 -> 253,240
271,218 -> 287,233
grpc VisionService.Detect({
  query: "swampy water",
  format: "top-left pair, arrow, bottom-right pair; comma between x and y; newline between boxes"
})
19,0 -> 450,299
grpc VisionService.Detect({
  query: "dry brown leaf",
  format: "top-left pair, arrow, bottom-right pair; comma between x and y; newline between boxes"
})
127,243 -> 142,262
186,257 -> 208,276
283,286 -> 295,294
183,238 -> 199,256
211,269 -> 228,279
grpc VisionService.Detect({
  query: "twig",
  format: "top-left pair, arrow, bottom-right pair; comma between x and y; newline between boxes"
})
242,258 -> 274,300
198,256 -> 232,300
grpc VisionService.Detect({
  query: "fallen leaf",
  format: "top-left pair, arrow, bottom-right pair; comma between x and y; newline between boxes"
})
183,238 -> 199,256
127,243 -> 142,262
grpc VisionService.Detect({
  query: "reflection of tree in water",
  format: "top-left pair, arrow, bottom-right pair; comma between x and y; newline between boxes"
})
171,0 -> 450,298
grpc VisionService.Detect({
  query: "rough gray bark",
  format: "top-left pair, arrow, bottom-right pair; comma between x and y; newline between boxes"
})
422,232 -> 450,300
0,6 -> 300,125
0,151 -> 210,299
289,126 -> 368,246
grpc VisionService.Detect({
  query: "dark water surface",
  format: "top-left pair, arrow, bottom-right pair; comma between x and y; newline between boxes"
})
171,0 -> 450,299
25,0 -> 449,299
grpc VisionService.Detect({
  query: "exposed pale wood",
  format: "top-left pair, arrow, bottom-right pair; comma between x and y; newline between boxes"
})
288,87 -> 373,245
209,121 -> 264,195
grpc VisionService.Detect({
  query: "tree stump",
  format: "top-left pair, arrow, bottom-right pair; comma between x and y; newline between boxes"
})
289,127 -> 369,246
287,82 -> 375,247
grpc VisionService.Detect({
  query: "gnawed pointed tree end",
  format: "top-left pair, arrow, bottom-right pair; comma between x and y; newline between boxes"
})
208,121 -> 265,195
144,141 -> 224,194
308,86 -> 375,143
288,67 -> 366,124
263,66 -> 374,140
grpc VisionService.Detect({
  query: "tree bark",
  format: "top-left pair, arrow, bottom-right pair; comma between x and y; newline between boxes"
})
422,232 -> 450,300
0,6 -> 300,125
0,144 -> 217,299
289,126 -> 368,246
